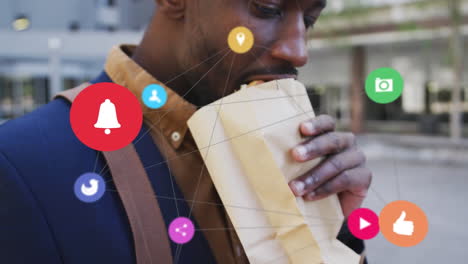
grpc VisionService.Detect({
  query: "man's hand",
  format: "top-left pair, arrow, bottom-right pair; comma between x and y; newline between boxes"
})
288,115 -> 372,218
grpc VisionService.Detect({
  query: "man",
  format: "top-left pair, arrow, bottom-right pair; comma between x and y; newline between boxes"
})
0,0 -> 371,263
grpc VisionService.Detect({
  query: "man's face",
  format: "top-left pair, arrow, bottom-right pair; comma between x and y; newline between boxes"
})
177,0 -> 326,106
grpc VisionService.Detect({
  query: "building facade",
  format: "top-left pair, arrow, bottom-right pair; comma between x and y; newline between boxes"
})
0,0 -> 154,120
299,0 -> 468,135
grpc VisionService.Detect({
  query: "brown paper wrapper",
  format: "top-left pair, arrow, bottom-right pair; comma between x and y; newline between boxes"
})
187,79 -> 359,264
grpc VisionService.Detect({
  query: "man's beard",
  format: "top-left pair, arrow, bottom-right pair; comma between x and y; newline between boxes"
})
183,76 -> 222,107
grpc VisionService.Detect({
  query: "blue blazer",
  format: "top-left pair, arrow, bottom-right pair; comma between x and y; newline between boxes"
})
0,72 -> 216,264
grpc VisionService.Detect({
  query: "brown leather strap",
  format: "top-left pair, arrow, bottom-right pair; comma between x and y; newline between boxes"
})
56,85 -> 173,264
103,145 -> 173,264
55,83 -> 90,102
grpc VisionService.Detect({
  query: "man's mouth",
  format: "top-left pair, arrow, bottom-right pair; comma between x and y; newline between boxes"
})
239,65 -> 299,86
244,74 -> 298,84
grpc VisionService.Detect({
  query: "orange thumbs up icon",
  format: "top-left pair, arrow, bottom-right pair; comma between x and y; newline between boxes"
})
393,211 -> 414,236
380,200 -> 428,247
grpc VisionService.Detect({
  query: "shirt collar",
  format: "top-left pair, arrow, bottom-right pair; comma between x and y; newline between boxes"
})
104,45 -> 197,149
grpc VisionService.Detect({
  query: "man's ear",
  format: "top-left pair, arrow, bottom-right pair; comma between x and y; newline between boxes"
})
155,0 -> 186,19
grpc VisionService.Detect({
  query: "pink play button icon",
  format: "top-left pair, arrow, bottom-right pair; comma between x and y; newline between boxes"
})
348,208 -> 380,240
360,217 -> 371,230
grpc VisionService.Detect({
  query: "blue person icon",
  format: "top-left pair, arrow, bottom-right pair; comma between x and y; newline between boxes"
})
142,84 -> 168,109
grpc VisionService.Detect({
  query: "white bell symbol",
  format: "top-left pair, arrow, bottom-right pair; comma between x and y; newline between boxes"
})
94,99 -> 121,135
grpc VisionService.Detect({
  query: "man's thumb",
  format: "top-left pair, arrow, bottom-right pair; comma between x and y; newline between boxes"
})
396,211 -> 406,222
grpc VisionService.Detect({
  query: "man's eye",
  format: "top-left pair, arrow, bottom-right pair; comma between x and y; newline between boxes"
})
252,1 -> 282,18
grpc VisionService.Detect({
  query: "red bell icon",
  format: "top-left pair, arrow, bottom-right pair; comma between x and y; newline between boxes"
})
94,99 -> 121,135
70,82 -> 142,151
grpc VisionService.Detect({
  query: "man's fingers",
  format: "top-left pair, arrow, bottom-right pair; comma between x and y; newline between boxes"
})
292,132 -> 356,162
300,115 -> 336,137
289,148 -> 366,196
303,167 -> 372,202
339,191 -> 368,218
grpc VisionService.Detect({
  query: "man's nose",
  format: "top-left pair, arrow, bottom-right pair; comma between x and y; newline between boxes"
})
270,15 -> 309,67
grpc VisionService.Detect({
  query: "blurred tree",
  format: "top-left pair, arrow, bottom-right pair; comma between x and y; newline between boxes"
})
350,46 -> 365,134
449,0 -> 463,140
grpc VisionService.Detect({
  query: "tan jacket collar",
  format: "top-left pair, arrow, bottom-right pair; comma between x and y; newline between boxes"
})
104,45 -> 197,149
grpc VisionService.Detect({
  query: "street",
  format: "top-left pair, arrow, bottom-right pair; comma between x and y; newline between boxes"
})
359,135 -> 468,263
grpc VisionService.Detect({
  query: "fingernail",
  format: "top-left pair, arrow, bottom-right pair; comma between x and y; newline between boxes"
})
302,122 -> 316,134
293,146 -> 307,160
290,181 -> 305,196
